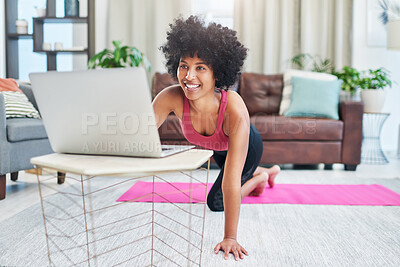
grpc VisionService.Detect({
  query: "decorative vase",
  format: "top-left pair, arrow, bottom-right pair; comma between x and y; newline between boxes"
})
360,89 -> 387,113
16,19 -> 28,34
64,0 -> 79,17
35,7 -> 47,17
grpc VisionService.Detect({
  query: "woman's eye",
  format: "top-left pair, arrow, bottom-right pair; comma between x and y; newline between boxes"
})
180,65 -> 188,69
197,66 -> 205,70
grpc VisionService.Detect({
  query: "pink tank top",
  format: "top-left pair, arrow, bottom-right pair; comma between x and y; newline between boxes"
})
181,90 -> 229,151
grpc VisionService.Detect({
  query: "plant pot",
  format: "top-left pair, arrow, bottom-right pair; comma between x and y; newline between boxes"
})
360,89 -> 387,113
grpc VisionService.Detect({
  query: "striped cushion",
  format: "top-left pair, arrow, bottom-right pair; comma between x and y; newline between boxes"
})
1,91 -> 41,119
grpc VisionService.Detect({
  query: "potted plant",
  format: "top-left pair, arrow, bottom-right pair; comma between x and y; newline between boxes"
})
290,53 -> 335,73
332,66 -> 361,100
358,68 -> 392,113
88,41 -> 151,71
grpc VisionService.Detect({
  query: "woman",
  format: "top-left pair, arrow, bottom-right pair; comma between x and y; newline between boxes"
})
153,15 -> 280,261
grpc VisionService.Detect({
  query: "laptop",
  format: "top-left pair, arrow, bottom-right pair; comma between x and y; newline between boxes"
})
29,68 -> 194,158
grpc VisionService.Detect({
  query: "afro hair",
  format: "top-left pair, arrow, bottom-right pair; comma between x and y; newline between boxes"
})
160,15 -> 247,89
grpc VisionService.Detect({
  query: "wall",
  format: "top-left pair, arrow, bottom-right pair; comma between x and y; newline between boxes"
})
94,0 -> 108,53
353,0 -> 400,152
72,0 -> 89,70
0,0 -> 5,78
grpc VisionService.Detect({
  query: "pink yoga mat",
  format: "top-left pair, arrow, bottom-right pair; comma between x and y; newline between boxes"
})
116,181 -> 400,206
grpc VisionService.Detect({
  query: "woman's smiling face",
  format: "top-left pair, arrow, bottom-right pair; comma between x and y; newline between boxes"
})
177,54 -> 216,100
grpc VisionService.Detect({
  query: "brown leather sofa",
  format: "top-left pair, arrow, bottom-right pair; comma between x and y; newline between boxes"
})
152,72 -> 363,171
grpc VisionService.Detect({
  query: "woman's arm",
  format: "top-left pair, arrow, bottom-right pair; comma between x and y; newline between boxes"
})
152,85 -> 182,128
215,91 -> 250,260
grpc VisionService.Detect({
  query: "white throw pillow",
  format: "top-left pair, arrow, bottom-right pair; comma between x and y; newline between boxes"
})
1,91 -> 41,119
279,69 -> 338,115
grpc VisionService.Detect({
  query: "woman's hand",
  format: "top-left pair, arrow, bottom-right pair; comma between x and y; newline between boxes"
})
214,238 -> 248,260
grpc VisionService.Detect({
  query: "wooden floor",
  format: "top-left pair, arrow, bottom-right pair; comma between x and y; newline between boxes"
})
1,151 -> 399,223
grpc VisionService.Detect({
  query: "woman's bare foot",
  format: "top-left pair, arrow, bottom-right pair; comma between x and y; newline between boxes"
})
254,165 -> 280,188
266,165 -> 280,188
248,172 -> 269,196
247,165 -> 281,197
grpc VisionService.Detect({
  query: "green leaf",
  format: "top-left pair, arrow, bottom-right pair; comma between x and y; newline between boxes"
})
112,40 -> 121,49
290,53 -> 312,70
88,49 -> 111,69
143,55 -> 151,72
120,46 -> 130,64
129,55 -> 137,67
114,49 -> 121,65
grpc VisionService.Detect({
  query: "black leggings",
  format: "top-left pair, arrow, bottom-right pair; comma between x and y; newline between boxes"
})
207,124 -> 263,211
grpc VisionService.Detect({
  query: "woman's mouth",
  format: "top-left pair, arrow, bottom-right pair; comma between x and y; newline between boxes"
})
184,82 -> 201,91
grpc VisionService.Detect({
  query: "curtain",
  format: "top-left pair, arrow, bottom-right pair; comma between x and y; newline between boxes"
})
101,0 -> 192,78
233,0 -> 353,74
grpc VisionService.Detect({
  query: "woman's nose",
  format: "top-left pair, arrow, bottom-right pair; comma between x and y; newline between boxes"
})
185,68 -> 196,80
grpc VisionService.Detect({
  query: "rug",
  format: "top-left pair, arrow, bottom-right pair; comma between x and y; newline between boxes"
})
1,176 -> 400,266
117,181 -> 400,206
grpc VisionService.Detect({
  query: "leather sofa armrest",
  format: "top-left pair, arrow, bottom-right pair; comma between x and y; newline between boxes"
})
339,101 -> 364,166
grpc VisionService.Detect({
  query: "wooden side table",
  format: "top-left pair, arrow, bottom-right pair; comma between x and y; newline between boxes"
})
361,112 -> 390,164
31,149 -> 213,266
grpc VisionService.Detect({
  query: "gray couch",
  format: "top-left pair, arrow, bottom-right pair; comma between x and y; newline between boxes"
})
0,83 -> 54,200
